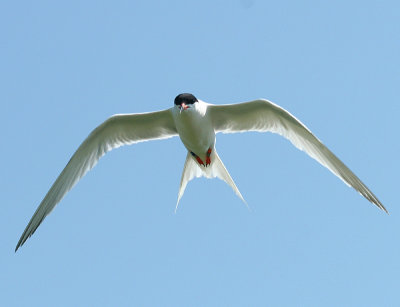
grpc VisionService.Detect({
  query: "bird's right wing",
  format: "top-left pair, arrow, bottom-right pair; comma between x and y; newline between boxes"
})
16,108 -> 177,251
208,99 -> 387,213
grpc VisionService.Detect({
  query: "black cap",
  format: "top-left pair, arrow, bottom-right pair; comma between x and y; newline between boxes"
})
174,93 -> 198,106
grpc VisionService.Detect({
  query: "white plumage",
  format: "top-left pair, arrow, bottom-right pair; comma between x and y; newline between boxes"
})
15,94 -> 387,251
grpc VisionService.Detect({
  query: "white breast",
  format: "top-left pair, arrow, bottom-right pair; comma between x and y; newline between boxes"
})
172,101 -> 215,160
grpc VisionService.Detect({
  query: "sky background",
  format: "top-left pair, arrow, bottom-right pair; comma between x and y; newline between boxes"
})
1,0 -> 399,306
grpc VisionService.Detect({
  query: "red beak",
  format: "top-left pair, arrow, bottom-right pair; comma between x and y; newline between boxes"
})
180,103 -> 189,110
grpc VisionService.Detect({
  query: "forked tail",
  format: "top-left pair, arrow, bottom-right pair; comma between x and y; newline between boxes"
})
175,150 -> 246,212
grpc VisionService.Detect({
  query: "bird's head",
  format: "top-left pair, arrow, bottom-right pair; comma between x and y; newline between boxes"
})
174,93 -> 198,112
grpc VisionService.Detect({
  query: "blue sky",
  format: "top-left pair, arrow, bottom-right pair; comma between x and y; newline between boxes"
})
1,0 -> 399,306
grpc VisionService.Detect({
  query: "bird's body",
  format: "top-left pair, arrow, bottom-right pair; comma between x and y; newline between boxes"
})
172,100 -> 215,163
15,93 -> 387,251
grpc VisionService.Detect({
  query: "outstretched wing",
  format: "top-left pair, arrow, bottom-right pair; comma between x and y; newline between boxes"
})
208,99 -> 387,213
16,109 -> 177,251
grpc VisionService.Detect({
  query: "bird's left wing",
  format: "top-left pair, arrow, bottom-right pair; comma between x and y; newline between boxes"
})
16,109 -> 177,251
207,99 -> 387,213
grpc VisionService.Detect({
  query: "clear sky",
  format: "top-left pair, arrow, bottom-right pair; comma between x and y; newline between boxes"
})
1,1 -> 399,306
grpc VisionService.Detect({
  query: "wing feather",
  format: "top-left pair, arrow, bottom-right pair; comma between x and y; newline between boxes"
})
208,99 -> 387,213
16,109 -> 177,251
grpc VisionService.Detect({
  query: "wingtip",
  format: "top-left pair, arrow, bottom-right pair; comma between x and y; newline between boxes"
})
373,200 -> 388,215
15,226 -> 30,253
15,236 -> 26,253
15,241 -> 22,253
373,198 -> 388,215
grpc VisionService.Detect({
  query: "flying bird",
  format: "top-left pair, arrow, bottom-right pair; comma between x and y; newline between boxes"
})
15,93 -> 387,251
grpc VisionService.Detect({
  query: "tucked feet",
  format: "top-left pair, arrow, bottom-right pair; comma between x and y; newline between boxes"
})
191,151 -> 205,166
206,148 -> 212,166
190,148 -> 212,167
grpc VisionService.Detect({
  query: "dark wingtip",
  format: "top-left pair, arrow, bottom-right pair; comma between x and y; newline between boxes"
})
15,242 -> 21,253
374,200 -> 389,215
382,206 -> 389,215
15,237 -> 25,253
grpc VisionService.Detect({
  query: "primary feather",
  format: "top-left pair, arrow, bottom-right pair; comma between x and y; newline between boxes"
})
208,99 -> 387,213
16,110 -> 177,251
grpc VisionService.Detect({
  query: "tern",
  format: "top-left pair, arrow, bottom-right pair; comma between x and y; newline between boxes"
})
15,93 -> 387,251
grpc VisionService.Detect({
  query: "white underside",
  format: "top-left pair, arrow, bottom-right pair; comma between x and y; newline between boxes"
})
172,101 -> 246,210
172,100 -> 215,161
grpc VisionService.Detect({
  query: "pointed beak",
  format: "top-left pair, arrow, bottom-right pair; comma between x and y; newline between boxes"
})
179,103 -> 189,113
